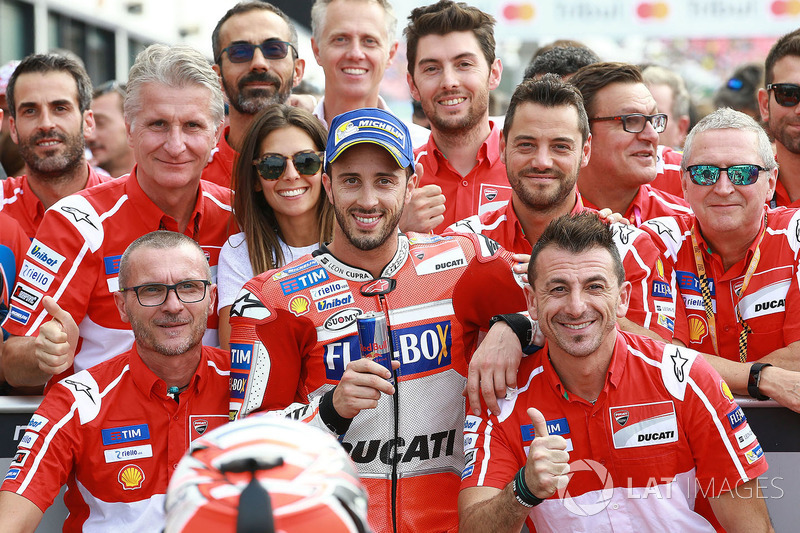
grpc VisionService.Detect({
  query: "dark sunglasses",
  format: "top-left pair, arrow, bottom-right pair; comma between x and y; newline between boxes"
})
218,40 -> 297,64
686,164 -> 766,186
767,83 -> 800,107
253,151 -> 323,181
589,113 -> 668,133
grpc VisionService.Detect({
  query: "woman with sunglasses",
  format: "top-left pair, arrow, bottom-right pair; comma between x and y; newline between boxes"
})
217,105 -> 334,349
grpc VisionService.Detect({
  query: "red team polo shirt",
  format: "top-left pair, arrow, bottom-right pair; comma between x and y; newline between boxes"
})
582,183 -> 691,228
201,126 -> 237,188
0,164 -> 110,239
461,331 -> 767,532
1,345 -> 230,533
447,192 -> 677,341
641,208 -> 800,361
1,169 -> 233,376
649,145 -> 685,198
415,122 -> 511,234
770,178 -> 800,209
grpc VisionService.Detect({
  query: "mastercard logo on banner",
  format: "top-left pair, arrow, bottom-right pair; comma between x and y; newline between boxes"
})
502,3 -> 536,21
636,1 -> 670,18
771,0 -> 800,16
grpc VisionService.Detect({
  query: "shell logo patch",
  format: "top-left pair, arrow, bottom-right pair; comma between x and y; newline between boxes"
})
720,380 -> 734,403
688,315 -> 708,342
118,464 -> 145,490
289,295 -> 310,316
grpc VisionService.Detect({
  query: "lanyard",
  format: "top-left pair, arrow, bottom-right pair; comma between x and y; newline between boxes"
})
690,214 -> 767,362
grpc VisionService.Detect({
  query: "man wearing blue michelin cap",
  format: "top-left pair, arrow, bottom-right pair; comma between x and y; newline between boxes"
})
228,107 -> 528,532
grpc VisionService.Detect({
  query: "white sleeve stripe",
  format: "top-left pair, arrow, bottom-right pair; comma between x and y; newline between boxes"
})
202,191 -> 232,212
25,194 -> 128,335
206,359 -> 229,376
688,378 -> 749,481
646,189 -> 693,213
17,365 -> 130,493
477,421 -> 493,486
627,347 -> 748,481
25,241 -> 91,335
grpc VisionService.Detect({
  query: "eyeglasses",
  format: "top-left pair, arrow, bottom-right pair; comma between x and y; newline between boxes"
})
120,280 -> 210,307
686,164 -> 766,186
767,83 -> 800,107
253,150 -> 323,181
588,113 -> 668,133
217,40 -> 297,64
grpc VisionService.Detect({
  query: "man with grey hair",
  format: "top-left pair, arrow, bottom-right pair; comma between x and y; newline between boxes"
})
203,0 -> 306,187
2,44 -> 233,388
639,107 -> 800,413
0,230 -> 229,532
1,53 -> 111,239
310,0 -> 430,147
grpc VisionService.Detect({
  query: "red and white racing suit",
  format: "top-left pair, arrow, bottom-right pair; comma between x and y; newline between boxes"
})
228,232 -> 528,533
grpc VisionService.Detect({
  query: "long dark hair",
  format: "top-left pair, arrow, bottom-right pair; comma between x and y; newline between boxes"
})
232,104 -> 333,274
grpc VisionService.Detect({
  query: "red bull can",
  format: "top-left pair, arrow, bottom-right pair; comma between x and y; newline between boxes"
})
356,312 -> 394,383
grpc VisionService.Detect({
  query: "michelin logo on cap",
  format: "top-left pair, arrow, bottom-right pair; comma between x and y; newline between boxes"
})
326,107 -> 414,170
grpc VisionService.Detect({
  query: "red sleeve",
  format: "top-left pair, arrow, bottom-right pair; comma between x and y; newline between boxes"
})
0,384 -> 79,511
451,233 -> 527,348
460,410 -> 524,492
228,281 -> 315,420
2,197 -> 102,338
680,350 -> 768,494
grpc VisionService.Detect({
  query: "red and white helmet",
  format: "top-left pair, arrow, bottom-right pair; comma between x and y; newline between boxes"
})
165,415 -> 370,533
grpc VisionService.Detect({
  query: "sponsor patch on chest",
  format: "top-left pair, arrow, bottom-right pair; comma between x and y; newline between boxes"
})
609,401 -> 678,449
410,240 -> 467,275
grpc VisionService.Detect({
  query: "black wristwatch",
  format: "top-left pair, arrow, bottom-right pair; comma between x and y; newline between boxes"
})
747,363 -> 773,401
489,314 -> 533,347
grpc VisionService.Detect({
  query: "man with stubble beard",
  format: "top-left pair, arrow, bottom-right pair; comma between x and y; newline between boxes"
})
0,54 -> 110,239
202,1 -> 305,187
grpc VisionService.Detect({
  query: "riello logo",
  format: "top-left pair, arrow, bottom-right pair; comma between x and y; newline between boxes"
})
636,1 -> 670,18
501,3 -> 535,20
772,0 -> 800,15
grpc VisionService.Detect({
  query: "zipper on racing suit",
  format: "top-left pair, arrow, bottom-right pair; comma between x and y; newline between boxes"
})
377,292 -> 400,533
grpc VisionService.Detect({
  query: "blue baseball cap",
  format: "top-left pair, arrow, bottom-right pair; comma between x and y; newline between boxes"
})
325,108 -> 414,171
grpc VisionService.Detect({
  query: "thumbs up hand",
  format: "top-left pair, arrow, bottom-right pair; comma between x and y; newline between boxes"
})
34,296 -> 79,376
524,407 -> 571,498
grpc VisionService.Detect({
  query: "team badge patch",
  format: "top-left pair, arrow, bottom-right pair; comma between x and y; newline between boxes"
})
610,401 -> 678,449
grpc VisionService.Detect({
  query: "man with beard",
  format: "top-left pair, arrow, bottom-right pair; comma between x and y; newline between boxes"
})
758,28 -> 800,208
403,0 -> 508,234
1,44 -> 232,389
450,76 -> 678,417
0,231 -> 230,532
204,1 -> 305,187
228,107 -> 529,532
458,212 -> 772,533
0,54 -> 111,239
